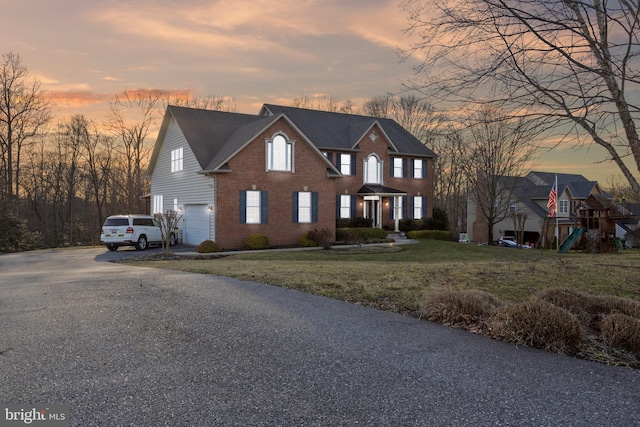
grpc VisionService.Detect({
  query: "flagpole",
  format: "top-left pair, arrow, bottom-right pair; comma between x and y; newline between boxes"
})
555,174 -> 559,252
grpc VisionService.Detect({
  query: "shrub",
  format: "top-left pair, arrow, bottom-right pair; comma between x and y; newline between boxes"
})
299,232 -> 318,247
196,240 -> 220,253
336,227 -> 388,243
336,217 -> 372,228
244,233 -> 270,250
406,230 -> 455,241
487,300 -> 584,353
536,288 -> 640,332
420,289 -> 503,329
601,314 -> 640,353
534,288 -> 600,331
302,228 -> 333,249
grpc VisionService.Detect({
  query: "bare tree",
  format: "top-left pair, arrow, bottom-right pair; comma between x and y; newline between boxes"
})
0,52 -> 51,211
362,94 -> 443,145
402,0 -> 640,193
431,130 -> 469,235
462,106 -> 540,244
290,93 -> 354,113
163,93 -> 237,112
104,89 -> 159,212
78,115 -> 114,229
155,210 -> 182,254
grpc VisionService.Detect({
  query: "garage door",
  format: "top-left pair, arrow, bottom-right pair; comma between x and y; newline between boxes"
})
184,205 -> 210,246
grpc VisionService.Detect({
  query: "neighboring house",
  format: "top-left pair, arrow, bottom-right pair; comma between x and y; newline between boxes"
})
467,171 -> 609,246
147,104 -> 436,249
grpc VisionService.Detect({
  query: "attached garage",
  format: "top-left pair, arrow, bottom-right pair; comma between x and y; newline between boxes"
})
183,204 -> 210,246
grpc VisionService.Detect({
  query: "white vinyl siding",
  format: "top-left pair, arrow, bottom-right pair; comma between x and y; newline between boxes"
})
150,117 -> 214,242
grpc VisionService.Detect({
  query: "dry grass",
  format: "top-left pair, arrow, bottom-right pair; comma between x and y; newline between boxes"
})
601,314 -> 640,353
420,289 -> 503,329
487,300 -> 584,353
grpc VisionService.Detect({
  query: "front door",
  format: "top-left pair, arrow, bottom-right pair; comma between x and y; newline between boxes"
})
363,198 -> 382,228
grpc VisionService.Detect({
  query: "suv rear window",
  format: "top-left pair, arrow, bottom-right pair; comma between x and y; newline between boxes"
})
133,218 -> 155,226
104,218 -> 129,226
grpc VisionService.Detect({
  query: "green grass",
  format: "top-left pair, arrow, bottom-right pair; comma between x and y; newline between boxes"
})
127,240 -> 640,316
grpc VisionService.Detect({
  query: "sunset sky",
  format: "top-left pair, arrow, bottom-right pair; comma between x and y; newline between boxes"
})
0,0 -> 623,184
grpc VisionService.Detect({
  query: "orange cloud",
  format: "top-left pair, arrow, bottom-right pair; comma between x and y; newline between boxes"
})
49,91 -> 109,108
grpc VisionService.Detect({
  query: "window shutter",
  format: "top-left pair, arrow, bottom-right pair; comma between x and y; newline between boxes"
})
350,195 -> 356,219
336,194 -> 341,219
390,158 -> 395,177
403,196 -> 408,219
422,196 -> 427,218
240,190 -> 247,224
403,158 -> 408,178
326,152 -> 333,164
350,154 -> 356,176
312,192 -> 318,223
261,191 -> 268,224
292,192 -> 299,223
423,160 -> 427,179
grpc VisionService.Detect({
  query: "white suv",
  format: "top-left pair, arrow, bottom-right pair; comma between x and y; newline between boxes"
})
100,214 -> 175,251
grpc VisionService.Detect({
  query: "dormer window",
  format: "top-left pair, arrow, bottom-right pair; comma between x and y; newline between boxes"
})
267,134 -> 293,171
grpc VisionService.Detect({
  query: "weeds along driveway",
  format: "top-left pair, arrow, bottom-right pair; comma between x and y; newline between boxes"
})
1,247 -> 639,426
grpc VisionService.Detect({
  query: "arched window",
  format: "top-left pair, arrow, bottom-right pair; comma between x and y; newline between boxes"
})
267,134 -> 292,171
365,154 -> 381,184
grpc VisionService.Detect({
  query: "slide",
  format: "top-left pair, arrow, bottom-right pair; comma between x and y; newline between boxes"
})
559,227 -> 586,253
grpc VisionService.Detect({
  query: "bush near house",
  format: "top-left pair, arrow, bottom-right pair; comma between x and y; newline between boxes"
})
336,217 -> 373,228
406,230 -> 456,241
244,233 -> 270,250
196,240 -> 221,253
336,227 -> 388,244
300,229 -> 333,249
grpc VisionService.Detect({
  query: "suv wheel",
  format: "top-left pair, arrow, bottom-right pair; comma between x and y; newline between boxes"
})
170,233 -> 177,246
135,235 -> 148,251
106,244 -> 118,251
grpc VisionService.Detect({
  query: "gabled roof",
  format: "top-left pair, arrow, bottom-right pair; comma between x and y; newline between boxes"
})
260,104 -> 436,157
149,104 -> 437,176
503,171 -> 610,220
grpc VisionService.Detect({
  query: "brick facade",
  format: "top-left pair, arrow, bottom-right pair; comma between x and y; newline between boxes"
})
215,118 -> 337,250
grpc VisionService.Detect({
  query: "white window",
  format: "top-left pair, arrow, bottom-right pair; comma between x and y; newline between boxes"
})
171,147 -> 183,172
246,190 -> 261,224
413,196 -> 423,219
173,198 -> 179,212
340,195 -> 351,219
509,202 -> 517,213
298,192 -> 312,223
559,200 -> 569,214
393,158 -> 403,178
413,159 -> 424,179
365,155 -> 381,184
152,195 -> 163,214
267,135 -> 292,171
340,154 -> 353,176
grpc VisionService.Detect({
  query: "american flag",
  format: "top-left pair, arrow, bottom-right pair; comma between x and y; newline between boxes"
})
547,181 -> 557,217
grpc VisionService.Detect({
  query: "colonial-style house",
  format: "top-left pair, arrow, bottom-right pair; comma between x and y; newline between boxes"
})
467,171 -> 609,246
147,104 -> 436,249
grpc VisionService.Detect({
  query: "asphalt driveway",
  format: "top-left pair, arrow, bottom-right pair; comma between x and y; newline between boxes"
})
1,248 -> 639,426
